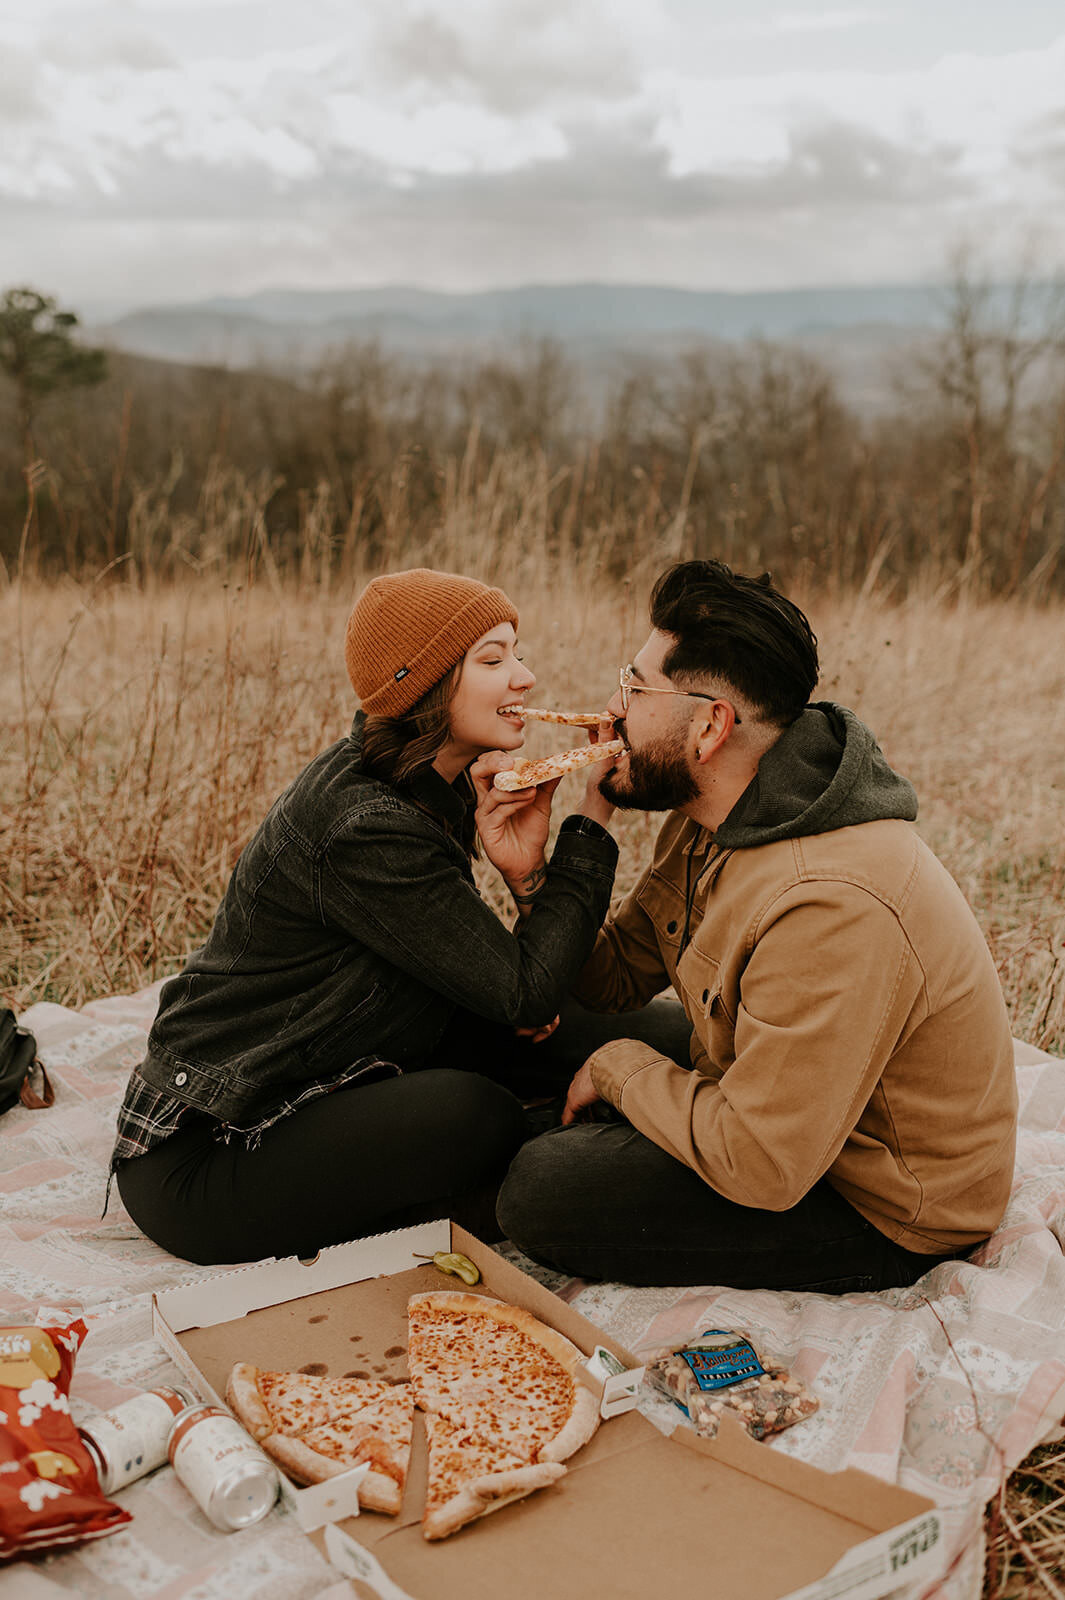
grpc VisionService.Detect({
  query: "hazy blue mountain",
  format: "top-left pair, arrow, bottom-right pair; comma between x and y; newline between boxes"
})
88,279 -> 1060,415
186,281 -> 949,338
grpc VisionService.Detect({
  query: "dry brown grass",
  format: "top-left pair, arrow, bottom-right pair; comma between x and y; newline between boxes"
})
3,571 -> 1063,1047
1,567 -> 1063,1592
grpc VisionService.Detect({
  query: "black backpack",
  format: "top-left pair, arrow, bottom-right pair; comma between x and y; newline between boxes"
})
0,1009 -> 54,1115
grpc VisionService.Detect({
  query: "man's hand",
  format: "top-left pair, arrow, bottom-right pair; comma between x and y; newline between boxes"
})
561,1060 -> 603,1125
470,752 -> 562,900
578,714 -> 619,829
515,1014 -> 560,1044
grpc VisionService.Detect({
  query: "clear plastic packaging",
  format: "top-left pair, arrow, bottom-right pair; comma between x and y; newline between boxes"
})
645,1329 -> 819,1442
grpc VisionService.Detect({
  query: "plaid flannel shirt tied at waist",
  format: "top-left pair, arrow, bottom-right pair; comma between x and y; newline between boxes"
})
109,1054 -> 402,1170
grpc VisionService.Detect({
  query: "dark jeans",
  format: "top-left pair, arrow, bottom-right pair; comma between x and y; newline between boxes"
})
497,1118 -> 961,1293
116,997 -> 690,1266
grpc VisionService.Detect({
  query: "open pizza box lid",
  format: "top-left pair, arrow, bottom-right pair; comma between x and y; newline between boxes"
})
152,1221 -> 944,1600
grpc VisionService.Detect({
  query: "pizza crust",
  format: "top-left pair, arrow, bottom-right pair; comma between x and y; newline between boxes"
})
225,1362 -> 275,1442
538,1382 -> 600,1463
264,1433 -> 402,1514
422,1460 -> 566,1541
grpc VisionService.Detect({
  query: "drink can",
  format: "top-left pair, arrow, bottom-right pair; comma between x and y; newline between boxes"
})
80,1385 -> 196,1494
167,1404 -> 280,1531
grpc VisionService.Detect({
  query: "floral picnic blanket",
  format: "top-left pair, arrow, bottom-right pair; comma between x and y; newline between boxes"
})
3,982 -> 1064,1600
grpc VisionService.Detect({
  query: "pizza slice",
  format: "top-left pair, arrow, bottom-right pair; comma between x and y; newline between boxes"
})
422,1410 -> 565,1541
226,1366 -> 342,1441
263,1387 -> 415,1514
493,740 -> 624,792
407,1292 -> 599,1466
225,1365 -> 412,1514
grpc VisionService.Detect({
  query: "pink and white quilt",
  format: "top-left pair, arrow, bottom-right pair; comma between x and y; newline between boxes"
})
3,982 -> 1064,1599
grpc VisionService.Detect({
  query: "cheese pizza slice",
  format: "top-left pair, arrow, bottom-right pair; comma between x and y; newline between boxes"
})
422,1410 -> 565,1541
225,1365 -> 413,1514
263,1388 -> 415,1513
407,1292 -> 599,1467
499,706 -> 604,727
493,739 -> 624,792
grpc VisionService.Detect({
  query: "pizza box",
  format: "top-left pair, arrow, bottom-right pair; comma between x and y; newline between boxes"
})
152,1220 -> 945,1600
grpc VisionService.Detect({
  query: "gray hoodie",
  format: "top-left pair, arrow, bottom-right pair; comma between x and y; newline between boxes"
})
713,701 -> 918,849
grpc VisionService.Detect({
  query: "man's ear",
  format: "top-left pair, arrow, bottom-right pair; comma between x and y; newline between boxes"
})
693,703 -> 735,764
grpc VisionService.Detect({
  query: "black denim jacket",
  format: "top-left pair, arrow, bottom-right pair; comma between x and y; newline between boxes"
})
135,713 -> 618,1129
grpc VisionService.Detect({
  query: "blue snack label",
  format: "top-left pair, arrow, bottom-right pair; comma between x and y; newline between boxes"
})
678,1331 -> 765,1391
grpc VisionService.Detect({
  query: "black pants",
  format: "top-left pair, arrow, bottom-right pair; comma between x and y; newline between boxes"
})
116,997 -> 689,1266
496,1120 -> 960,1291
119,995 -> 961,1289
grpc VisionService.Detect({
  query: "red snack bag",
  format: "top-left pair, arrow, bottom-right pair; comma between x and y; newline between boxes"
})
0,1319 -> 132,1559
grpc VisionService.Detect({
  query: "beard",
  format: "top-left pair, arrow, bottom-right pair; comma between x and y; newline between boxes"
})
600,719 -> 700,811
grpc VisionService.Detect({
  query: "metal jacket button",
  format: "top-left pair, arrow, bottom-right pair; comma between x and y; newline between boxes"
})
174,1071 -> 188,1086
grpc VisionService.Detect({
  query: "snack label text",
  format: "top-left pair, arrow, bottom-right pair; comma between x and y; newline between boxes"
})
677,1334 -> 765,1392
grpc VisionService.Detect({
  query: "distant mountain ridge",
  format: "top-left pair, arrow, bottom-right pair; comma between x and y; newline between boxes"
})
100,280 -> 953,349
87,279 -> 1060,416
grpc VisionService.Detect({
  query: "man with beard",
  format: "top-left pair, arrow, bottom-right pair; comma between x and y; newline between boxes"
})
496,560 -> 1018,1291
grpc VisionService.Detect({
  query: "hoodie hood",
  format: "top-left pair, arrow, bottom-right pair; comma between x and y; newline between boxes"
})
713,702 -> 917,849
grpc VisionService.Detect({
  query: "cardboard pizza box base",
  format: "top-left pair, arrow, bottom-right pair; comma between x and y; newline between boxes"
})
152,1221 -> 944,1600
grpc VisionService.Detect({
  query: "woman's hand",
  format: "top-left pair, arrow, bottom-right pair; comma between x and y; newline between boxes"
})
470,753 -> 563,912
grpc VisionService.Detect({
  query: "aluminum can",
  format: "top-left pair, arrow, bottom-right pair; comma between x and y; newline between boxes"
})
167,1404 -> 280,1531
80,1385 -> 196,1494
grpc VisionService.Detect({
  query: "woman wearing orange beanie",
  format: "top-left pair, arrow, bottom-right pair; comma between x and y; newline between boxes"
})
106,568 -> 665,1264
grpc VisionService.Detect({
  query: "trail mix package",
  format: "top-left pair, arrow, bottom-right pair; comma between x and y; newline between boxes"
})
0,1319 -> 132,1559
646,1328 -> 819,1442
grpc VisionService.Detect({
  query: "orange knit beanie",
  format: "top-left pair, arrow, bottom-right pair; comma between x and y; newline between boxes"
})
345,568 -> 519,717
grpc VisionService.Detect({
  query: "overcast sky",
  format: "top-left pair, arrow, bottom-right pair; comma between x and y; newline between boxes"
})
2,0 -> 1064,311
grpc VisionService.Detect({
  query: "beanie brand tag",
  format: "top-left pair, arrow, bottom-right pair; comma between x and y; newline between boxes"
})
394,667 -> 410,681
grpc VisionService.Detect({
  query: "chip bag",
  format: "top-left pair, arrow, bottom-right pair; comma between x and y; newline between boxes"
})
0,1319 -> 132,1559
645,1328 -> 819,1442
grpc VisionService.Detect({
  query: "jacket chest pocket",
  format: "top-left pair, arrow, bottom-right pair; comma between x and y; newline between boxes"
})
677,957 -> 735,1075
635,872 -> 689,955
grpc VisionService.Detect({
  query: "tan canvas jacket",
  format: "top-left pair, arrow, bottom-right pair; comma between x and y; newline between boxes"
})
574,812 -> 1017,1253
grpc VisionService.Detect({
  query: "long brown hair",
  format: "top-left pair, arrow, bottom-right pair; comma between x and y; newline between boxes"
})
361,662 -> 462,784
360,663 -> 477,852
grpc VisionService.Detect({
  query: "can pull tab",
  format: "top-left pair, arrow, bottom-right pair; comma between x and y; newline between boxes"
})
324,1524 -> 419,1600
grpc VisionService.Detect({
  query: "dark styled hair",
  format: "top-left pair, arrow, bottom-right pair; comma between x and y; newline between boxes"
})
649,560 -> 819,726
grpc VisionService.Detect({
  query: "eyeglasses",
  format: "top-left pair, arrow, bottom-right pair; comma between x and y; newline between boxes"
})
618,663 -> 741,723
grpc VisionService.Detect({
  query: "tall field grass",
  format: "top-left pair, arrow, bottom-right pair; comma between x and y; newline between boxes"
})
3,559 -> 1063,1054
2,477 -> 1064,1600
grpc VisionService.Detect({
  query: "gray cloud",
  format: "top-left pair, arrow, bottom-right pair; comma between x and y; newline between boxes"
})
0,112 -> 975,246
367,2 -> 639,115
1011,108 -> 1065,188
42,23 -> 176,73
358,118 -> 975,226
0,48 -> 46,123
711,121 -> 974,211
